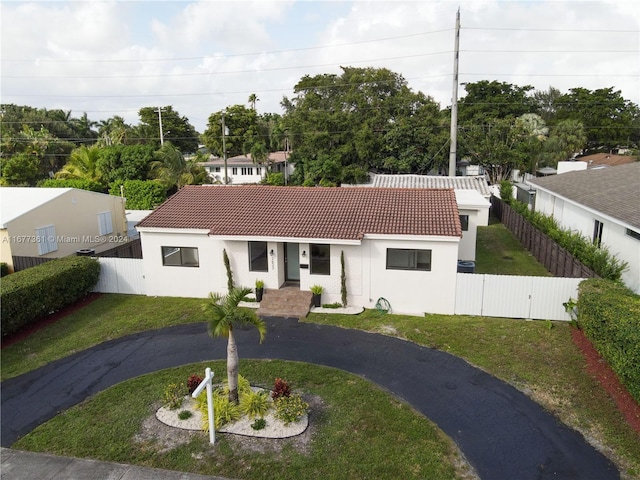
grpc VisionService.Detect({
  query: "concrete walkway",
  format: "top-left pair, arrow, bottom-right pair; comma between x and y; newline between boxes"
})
0,448 -> 231,480
1,318 -> 620,480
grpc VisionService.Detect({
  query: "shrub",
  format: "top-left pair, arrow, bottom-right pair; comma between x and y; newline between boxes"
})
0,262 -> 9,277
163,383 -> 186,410
322,302 -> 343,309
40,178 -> 105,192
178,410 -> 193,420
274,394 -> 309,424
221,374 -> 251,397
272,378 -> 291,400
187,374 -> 203,395
0,256 -> 100,337
240,389 -> 270,419
499,180 -> 513,204
251,418 -> 267,430
199,391 -> 241,431
578,279 -> 640,404
108,179 -> 166,210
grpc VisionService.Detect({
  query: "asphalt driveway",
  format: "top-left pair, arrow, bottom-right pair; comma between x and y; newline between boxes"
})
1,317 -> 619,480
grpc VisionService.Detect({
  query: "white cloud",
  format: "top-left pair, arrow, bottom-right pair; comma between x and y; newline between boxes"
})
1,0 -> 638,133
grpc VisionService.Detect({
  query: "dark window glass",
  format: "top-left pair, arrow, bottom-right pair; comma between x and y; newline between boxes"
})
162,246 -> 199,267
386,248 -> 431,271
249,241 -> 268,271
310,244 -> 330,275
460,215 -> 469,231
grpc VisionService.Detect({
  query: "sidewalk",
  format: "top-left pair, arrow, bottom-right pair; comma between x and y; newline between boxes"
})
0,448 -> 232,480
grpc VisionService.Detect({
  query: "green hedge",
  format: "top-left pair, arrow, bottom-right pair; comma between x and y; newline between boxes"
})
509,200 -> 628,281
578,279 -> 640,404
0,256 -> 101,338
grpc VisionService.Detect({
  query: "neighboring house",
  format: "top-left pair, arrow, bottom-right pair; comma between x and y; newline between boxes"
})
199,151 -> 294,184
576,153 -> 637,168
529,163 -> 640,293
0,187 -> 127,271
371,174 -> 490,261
136,185 -> 462,315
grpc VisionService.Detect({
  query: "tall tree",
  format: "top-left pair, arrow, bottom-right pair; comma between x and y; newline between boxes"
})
533,86 -> 563,123
539,119 -> 587,167
458,80 -> 538,124
202,105 -> 260,158
96,144 -> 155,184
203,287 -> 266,404
136,106 -> 199,153
282,67 -> 443,185
248,93 -> 259,111
555,87 -> 639,151
149,142 -> 211,190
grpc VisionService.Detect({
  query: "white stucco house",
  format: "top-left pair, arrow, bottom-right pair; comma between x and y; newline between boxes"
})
199,151 -> 294,184
136,185 -> 463,315
0,187 -> 127,272
370,174 -> 491,261
529,163 -> 640,293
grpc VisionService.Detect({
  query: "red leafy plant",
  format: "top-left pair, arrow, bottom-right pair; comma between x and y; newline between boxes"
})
187,374 -> 203,395
272,377 -> 291,400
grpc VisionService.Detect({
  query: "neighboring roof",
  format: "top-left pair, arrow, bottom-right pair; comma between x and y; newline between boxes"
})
199,151 -> 291,167
455,189 -> 491,208
372,174 -> 491,197
137,185 -> 461,240
577,153 -> 637,167
529,162 -> 640,229
0,187 -> 71,228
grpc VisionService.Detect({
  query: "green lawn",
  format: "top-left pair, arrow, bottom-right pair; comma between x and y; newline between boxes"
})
13,360 -> 466,480
475,218 -> 551,276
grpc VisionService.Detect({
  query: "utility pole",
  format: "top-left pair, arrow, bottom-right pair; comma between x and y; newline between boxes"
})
448,8 -> 460,177
155,107 -> 166,146
284,136 -> 289,186
221,111 -> 228,184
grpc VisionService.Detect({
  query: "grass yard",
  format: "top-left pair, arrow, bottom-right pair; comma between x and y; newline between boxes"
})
304,310 -> 640,478
13,360 -> 466,480
475,218 -> 551,276
1,294 -> 205,381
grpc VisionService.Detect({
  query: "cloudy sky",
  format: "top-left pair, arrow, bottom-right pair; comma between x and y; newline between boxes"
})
2,0 -> 639,133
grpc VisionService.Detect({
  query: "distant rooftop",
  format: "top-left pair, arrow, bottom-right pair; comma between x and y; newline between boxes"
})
371,174 -> 491,197
1,187 -> 71,228
530,162 -> 640,229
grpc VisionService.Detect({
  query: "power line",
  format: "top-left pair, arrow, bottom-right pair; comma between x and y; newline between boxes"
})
0,29 -> 453,64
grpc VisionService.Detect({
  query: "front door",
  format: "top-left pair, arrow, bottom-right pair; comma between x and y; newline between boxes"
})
285,243 -> 300,282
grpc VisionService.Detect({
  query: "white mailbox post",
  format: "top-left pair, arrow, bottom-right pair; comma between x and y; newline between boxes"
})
192,367 -> 215,444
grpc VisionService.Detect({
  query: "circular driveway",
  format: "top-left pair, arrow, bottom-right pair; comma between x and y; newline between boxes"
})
1,317 -> 619,480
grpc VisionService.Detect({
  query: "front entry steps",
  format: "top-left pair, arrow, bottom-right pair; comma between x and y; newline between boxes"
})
256,286 -> 313,319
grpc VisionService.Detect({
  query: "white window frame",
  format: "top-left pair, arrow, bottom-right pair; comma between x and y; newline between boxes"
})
161,246 -> 199,267
36,225 -> 58,255
98,211 -> 113,236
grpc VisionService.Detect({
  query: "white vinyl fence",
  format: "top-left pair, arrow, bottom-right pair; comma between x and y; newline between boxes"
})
455,274 -> 583,321
94,257 -> 145,295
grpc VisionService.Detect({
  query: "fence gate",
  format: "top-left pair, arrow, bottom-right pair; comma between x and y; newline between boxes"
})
455,274 -> 583,321
94,257 -> 145,295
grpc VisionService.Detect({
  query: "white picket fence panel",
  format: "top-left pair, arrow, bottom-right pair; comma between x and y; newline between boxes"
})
94,257 -> 145,295
455,273 -> 583,321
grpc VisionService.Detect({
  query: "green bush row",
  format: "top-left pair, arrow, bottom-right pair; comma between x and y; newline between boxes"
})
508,199 -> 628,281
577,279 -> 640,404
0,256 -> 101,337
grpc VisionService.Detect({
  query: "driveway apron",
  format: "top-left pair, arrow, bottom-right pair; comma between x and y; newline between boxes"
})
1,318 -> 619,480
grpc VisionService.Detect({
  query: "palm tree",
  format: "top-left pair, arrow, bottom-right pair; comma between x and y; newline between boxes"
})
248,93 -> 259,111
55,145 -> 103,183
203,287 -> 267,404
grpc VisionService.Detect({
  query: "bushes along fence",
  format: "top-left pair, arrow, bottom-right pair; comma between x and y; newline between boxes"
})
0,256 -> 101,338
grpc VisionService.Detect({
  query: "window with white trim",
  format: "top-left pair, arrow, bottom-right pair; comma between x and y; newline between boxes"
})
593,220 -> 604,247
162,246 -> 199,267
249,241 -> 268,271
232,167 -> 238,175
36,225 -> 58,255
386,248 -> 431,271
98,211 -> 113,235
241,167 -> 252,175
626,228 -> 640,241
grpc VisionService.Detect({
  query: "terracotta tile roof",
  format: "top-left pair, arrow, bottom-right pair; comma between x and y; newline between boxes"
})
137,185 -> 461,240
530,163 -> 640,229
372,174 -> 491,197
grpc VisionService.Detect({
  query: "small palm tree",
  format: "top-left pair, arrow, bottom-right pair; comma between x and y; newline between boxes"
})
203,287 -> 267,404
